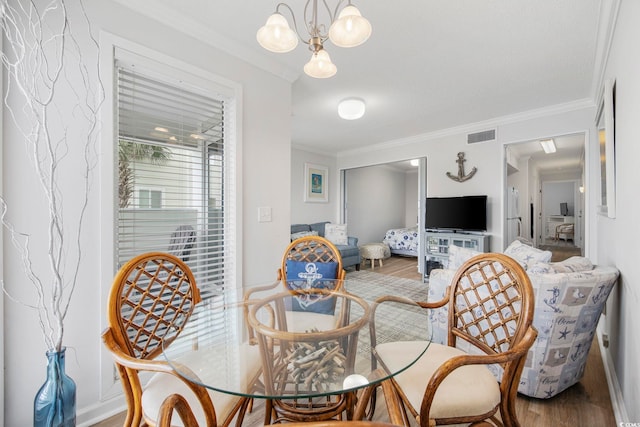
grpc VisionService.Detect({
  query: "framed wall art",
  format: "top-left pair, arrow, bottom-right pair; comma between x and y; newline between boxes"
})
596,78 -> 616,218
304,163 -> 328,203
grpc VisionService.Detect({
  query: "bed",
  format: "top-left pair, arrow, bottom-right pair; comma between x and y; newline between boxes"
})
382,226 -> 419,257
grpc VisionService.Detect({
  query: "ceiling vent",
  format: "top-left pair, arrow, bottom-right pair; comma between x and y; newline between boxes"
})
467,129 -> 496,144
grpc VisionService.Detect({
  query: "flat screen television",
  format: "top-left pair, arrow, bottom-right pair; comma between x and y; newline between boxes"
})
426,195 -> 487,232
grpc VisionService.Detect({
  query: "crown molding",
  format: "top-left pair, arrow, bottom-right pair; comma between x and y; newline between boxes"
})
111,0 -> 300,83
291,143 -> 338,158
337,98 -> 595,158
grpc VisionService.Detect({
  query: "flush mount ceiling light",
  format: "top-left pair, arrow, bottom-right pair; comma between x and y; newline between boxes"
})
257,1 -> 371,79
338,98 -> 365,120
539,138 -> 557,154
410,159 -> 419,167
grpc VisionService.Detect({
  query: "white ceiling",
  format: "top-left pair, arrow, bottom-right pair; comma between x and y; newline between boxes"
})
116,0 -> 600,161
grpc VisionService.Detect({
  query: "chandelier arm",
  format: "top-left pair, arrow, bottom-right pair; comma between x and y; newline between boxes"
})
274,2 -> 310,45
328,0 -> 347,23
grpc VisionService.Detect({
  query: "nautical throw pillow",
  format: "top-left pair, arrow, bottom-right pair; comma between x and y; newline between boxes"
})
504,239 -> 552,270
285,260 -> 339,314
324,223 -> 348,245
290,230 -> 319,241
448,245 -> 482,270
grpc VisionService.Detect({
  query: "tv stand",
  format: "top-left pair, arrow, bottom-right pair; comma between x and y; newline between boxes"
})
424,230 -> 490,281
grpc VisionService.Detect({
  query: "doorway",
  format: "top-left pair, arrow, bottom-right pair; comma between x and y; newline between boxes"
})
504,133 -> 585,252
341,158 -> 426,275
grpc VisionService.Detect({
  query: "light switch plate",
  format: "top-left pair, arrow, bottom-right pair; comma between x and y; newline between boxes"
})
258,206 -> 272,222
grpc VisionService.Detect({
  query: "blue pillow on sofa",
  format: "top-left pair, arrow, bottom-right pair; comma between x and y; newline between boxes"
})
285,260 -> 338,314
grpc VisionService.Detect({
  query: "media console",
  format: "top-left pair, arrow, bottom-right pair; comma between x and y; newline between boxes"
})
424,230 -> 490,281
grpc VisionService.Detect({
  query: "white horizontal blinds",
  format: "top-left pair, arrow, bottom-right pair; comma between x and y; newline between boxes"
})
116,61 -> 227,304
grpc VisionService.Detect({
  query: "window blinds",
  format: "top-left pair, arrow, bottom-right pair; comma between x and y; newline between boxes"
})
116,63 -> 229,303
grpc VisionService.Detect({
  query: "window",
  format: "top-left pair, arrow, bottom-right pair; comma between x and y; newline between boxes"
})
137,188 -> 163,209
115,54 -> 235,302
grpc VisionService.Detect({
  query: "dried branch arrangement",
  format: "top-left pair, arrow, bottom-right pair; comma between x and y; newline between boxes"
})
0,0 -> 104,351
286,329 -> 347,392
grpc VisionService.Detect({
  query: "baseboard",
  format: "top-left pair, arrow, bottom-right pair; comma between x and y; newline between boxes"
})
597,328 -> 629,424
76,395 -> 126,427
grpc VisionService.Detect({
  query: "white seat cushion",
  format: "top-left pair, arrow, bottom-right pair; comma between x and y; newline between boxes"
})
142,342 -> 261,426
376,341 -> 501,420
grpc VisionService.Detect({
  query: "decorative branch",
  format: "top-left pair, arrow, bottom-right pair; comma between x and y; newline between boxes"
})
0,0 -> 104,352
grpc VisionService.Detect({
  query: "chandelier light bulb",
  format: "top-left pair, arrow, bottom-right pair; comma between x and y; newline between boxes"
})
256,13 -> 298,53
304,49 -> 337,79
329,5 -> 372,48
338,98 -> 366,120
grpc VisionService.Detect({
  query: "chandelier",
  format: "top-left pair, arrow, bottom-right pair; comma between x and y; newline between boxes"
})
256,1 -> 372,78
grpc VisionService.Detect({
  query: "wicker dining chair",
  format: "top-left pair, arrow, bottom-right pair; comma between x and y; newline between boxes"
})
102,252 -> 251,427
245,236 -> 347,341
242,237 -> 351,423
156,392 -> 396,427
157,394 -> 199,427
370,253 -> 538,427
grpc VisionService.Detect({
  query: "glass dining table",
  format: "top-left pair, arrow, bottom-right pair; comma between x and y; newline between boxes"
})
161,278 -> 432,424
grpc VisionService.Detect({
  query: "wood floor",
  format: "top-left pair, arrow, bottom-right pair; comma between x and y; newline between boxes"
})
93,255 -> 615,426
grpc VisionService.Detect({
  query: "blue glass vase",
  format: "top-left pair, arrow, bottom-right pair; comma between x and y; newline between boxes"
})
34,347 -> 76,427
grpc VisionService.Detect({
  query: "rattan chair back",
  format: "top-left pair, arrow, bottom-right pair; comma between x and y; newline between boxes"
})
447,253 -> 534,355
102,252 -> 218,427
106,252 -> 201,360
278,236 -> 346,283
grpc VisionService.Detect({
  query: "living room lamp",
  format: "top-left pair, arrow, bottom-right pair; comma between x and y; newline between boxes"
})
257,0 -> 372,78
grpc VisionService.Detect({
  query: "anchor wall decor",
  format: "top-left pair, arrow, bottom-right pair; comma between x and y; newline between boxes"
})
446,152 -> 477,182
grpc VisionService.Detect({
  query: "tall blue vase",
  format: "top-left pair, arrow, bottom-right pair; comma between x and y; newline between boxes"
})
34,347 -> 76,427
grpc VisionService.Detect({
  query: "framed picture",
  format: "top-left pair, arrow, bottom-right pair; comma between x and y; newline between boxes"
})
596,78 -> 616,218
304,163 -> 328,203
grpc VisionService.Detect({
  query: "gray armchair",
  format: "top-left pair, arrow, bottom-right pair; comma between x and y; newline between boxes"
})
290,221 -> 361,270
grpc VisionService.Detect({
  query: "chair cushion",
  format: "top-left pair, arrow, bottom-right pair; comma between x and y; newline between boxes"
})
375,341 -> 501,420
142,343 -> 261,426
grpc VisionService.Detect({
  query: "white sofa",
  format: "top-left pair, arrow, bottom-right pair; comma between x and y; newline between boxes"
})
427,241 -> 619,399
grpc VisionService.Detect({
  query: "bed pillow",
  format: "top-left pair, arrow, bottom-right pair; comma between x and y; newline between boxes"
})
448,245 -> 482,270
285,260 -> 338,314
324,223 -> 348,246
503,239 -> 552,270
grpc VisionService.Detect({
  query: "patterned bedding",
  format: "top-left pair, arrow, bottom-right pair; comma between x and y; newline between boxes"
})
382,226 -> 419,255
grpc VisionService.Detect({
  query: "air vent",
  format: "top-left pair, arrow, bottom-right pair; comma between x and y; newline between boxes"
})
467,129 -> 496,144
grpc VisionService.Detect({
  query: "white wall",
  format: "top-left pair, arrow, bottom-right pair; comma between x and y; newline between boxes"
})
543,181 -> 575,218
1,1 -> 292,425
595,0 -> 640,421
290,148 -> 339,224
345,165 -> 407,245
339,133 -> 507,252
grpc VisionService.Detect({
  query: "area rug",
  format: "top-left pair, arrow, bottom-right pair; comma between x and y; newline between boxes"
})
344,270 -> 431,354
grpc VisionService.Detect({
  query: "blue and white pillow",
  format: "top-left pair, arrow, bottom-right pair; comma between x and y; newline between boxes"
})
285,260 -> 338,314
504,240 -> 552,270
